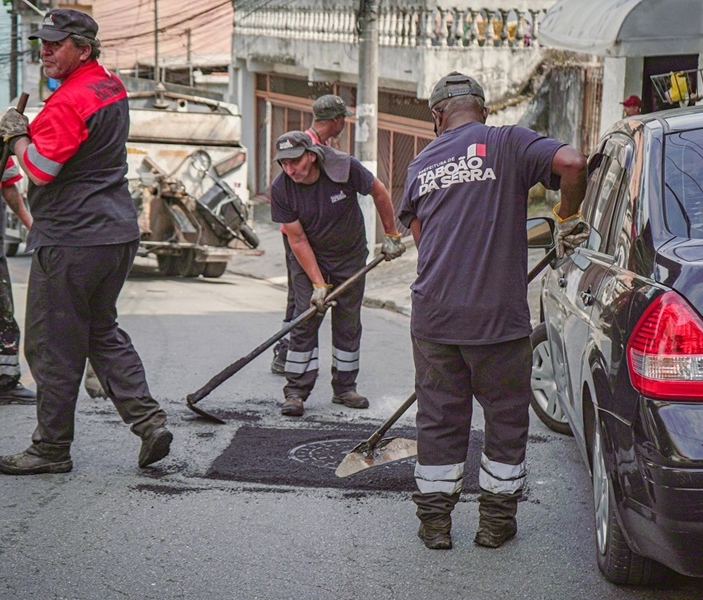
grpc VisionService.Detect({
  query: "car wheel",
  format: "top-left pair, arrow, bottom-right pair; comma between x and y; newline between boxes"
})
591,412 -> 668,585
530,323 -> 572,435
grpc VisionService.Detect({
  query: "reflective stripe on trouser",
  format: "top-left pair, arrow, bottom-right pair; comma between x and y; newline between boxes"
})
284,251 -> 366,399
415,461 -> 463,495
412,334 -> 532,495
25,242 -> 167,453
0,250 -> 20,385
479,453 -> 526,495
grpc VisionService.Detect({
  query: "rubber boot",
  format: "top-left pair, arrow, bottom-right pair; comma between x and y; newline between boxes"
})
412,491 -> 460,550
473,489 -> 521,548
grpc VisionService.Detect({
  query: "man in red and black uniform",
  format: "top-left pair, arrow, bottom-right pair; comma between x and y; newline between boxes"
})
0,158 -> 35,405
0,9 -> 172,474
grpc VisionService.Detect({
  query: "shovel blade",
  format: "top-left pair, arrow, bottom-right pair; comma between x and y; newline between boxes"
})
335,437 -> 417,478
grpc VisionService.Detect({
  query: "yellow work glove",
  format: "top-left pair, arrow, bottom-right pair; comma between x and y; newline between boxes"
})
310,283 -> 334,313
553,203 -> 591,259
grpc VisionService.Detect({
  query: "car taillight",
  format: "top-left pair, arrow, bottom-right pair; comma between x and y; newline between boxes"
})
627,291 -> 703,400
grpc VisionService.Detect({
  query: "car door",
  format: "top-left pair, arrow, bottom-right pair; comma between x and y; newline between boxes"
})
545,135 -> 634,442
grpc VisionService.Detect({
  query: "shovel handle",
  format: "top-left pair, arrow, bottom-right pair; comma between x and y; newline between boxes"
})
0,92 -> 29,176
186,253 -> 386,407
365,392 -> 417,449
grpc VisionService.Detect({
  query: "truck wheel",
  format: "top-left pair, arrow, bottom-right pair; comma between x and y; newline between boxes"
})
176,250 -> 204,278
157,254 -> 179,276
239,223 -> 260,249
4,243 -> 19,257
203,262 -> 227,278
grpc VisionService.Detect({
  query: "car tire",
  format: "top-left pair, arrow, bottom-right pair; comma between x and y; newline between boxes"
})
530,323 -> 572,435
590,411 -> 668,585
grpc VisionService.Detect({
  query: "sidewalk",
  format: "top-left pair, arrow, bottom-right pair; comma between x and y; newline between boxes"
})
229,198 -> 415,317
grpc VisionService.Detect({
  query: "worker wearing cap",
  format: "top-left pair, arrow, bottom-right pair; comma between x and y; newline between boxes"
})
0,8 -> 172,474
621,94 -> 642,117
270,131 -> 405,417
0,158 -> 35,405
271,95 -> 355,375
399,72 -> 589,550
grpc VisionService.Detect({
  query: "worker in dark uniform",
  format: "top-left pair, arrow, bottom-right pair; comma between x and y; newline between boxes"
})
0,158 -> 35,405
271,95 -> 354,375
0,9 -> 172,474
270,131 -> 405,417
399,72 -> 589,550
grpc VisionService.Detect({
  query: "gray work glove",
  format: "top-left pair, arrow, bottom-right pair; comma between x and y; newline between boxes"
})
0,108 -> 29,152
310,283 -> 334,313
553,203 -> 591,259
381,233 -> 405,261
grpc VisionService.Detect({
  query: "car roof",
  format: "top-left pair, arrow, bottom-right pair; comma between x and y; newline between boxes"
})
628,105 -> 703,134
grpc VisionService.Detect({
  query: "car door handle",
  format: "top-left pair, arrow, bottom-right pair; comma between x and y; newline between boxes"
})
558,276 -> 567,288
580,286 -> 594,306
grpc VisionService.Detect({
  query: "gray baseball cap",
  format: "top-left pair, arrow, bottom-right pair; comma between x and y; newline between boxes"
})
274,131 -> 323,162
312,95 -> 353,120
29,9 -> 98,41
429,72 -> 485,110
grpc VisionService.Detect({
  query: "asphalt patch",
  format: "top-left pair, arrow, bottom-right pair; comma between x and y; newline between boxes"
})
205,425 -> 484,493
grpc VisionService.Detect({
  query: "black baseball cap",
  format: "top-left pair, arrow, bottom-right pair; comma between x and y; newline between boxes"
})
429,72 -> 485,110
29,9 -> 98,42
274,131 -> 323,162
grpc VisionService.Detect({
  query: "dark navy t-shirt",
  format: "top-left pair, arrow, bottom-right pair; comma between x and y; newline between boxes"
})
399,121 -> 564,345
270,157 -> 374,268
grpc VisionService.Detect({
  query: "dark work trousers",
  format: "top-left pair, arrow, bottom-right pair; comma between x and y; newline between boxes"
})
283,251 -> 366,400
412,335 -> 531,497
0,241 -> 21,390
24,241 -> 167,457
282,233 -> 295,323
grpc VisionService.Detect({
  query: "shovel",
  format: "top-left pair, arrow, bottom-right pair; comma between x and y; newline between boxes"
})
186,254 -> 386,423
335,246 -> 558,477
335,392 -> 418,477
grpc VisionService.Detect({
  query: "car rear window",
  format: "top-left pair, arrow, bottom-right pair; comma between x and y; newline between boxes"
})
664,128 -> 703,238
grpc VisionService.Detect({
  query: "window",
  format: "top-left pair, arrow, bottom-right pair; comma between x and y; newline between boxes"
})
664,128 -> 703,239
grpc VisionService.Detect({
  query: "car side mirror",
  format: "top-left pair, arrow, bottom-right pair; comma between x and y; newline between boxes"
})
527,217 -> 555,249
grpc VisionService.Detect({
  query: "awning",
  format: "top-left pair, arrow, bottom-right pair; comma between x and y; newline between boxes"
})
539,0 -> 703,57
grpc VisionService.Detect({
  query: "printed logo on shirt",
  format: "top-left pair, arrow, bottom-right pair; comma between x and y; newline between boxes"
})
417,142 -> 496,195
330,191 -> 346,204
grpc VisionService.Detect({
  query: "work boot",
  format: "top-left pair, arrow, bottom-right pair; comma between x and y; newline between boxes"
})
138,426 -> 173,468
417,517 -> 453,549
0,382 -> 36,405
271,340 -> 288,375
332,390 -> 369,409
0,446 -> 72,475
281,394 -> 304,417
473,489 -> 521,548
413,491 -> 460,550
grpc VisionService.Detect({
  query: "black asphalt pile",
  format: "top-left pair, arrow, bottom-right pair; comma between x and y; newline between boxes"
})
205,425 -> 484,493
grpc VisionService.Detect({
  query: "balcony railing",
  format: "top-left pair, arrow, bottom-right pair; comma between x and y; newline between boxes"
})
235,6 -> 547,49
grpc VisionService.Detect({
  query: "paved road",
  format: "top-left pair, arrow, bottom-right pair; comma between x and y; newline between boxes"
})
0,251 -> 701,599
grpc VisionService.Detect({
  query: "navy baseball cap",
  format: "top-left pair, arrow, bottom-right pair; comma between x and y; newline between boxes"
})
29,9 -> 98,42
274,131 -> 324,162
429,72 -> 485,110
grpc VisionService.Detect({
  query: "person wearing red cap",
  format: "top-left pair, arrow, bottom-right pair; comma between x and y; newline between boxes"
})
0,8 -> 172,474
621,94 -> 642,117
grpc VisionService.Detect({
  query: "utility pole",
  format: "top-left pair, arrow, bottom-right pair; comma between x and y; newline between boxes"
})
354,0 -> 379,258
154,0 -> 160,82
10,0 -> 19,101
186,28 -> 193,87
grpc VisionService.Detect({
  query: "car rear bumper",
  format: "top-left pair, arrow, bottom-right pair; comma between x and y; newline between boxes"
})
626,399 -> 703,576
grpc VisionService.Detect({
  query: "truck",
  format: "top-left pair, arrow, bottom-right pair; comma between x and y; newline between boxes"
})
17,82 -> 258,278
126,83 -> 259,277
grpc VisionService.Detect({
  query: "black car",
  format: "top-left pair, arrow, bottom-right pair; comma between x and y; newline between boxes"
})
531,107 -> 703,584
